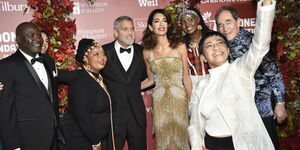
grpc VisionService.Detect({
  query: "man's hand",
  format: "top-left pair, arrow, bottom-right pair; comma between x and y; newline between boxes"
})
92,145 -> 101,150
0,82 -> 3,90
263,0 -> 272,6
273,103 -> 287,124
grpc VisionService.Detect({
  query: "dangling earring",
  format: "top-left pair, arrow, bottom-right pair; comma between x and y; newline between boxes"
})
148,25 -> 153,32
197,25 -> 202,30
200,55 -> 207,62
84,64 -> 91,71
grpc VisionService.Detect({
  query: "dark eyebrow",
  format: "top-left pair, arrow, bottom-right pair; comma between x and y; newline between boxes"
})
205,41 -> 212,45
225,19 -> 232,22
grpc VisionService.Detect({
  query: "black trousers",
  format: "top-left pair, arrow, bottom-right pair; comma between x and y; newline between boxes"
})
204,133 -> 234,150
262,116 -> 279,150
106,114 -> 147,150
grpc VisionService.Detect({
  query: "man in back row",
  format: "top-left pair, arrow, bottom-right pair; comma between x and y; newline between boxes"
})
215,6 -> 287,150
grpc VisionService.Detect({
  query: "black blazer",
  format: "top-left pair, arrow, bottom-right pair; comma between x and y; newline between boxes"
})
0,50 -> 62,150
101,42 -> 147,127
61,69 -> 110,148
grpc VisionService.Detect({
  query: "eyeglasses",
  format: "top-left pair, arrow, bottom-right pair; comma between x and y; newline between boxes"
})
204,40 -> 227,50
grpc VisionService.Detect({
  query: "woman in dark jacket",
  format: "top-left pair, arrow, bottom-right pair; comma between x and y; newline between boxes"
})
60,39 -> 115,150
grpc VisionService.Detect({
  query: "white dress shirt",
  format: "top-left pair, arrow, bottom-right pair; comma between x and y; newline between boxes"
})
20,50 -> 49,90
114,40 -> 134,71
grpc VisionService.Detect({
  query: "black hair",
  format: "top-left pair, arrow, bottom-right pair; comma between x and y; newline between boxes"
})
75,38 -> 95,64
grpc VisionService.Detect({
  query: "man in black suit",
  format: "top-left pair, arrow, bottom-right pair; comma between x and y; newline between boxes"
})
101,16 -> 147,150
0,22 -> 63,150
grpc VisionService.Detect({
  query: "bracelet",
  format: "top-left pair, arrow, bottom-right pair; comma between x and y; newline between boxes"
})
277,102 -> 285,104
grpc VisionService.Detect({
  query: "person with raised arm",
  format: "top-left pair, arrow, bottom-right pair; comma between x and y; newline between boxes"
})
189,0 -> 276,149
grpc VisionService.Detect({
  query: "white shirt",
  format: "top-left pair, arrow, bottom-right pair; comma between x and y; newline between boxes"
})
20,50 -> 49,90
201,63 -> 231,137
114,40 -> 134,71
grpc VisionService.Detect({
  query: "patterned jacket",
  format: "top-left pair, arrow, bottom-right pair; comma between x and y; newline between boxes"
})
228,27 -> 285,117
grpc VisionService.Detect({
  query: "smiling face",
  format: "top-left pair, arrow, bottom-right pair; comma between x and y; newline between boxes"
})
114,20 -> 135,48
180,14 -> 200,35
41,32 -> 49,54
84,46 -> 107,73
16,24 -> 42,57
202,35 -> 229,68
149,13 -> 168,36
216,10 -> 240,41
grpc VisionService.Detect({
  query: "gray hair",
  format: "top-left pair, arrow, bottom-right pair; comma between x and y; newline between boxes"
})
113,16 -> 134,29
215,6 -> 239,24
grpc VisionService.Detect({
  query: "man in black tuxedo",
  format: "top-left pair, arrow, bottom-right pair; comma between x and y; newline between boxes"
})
101,16 -> 147,150
0,22 -> 64,150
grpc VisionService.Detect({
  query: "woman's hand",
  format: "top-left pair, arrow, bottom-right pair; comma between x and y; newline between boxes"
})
141,78 -> 154,90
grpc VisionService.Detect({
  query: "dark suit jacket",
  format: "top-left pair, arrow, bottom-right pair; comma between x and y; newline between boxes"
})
101,42 -> 147,129
0,50 -> 61,150
61,69 -> 110,149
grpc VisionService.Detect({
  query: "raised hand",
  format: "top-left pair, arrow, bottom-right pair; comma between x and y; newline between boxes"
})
0,82 -> 3,90
263,0 -> 272,5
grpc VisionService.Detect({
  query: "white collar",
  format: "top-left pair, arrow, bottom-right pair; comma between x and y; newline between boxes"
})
19,49 -> 39,62
208,61 -> 229,75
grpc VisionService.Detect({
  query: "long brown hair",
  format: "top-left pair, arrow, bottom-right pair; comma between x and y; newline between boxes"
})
142,9 -> 183,50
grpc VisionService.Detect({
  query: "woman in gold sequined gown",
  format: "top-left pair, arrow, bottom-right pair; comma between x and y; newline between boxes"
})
141,9 -> 192,150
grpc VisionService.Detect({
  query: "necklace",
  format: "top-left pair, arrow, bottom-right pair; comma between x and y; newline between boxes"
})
85,70 -> 116,150
189,41 -> 199,49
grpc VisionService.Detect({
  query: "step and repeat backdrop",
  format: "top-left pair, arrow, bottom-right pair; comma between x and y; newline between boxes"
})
0,0 -> 256,149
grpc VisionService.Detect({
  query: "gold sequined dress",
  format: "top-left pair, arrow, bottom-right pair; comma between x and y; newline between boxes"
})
149,50 -> 190,150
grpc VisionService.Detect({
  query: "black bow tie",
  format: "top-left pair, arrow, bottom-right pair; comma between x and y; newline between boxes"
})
31,56 -> 44,65
120,47 -> 131,53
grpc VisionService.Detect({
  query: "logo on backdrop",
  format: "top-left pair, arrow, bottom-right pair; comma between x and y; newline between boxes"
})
138,0 -> 158,7
201,0 -> 251,4
202,11 -> 217,31
134,18 -> 148,32
0,1 -> 28,12
73,1 -> 108,14
0,32 -> 17,59
77,29 -> 108,41
240,17 -> 256,33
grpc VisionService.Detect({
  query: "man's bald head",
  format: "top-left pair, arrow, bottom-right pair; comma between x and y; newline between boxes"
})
15,22 -> 42,57
16,22 -> 37,38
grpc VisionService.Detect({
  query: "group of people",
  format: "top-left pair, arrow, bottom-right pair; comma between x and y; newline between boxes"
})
0,0 -> 286,150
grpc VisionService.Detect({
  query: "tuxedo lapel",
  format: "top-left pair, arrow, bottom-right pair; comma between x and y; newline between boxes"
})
16,51 -> 51,103
42,55 -> 54,103
105,43 -> 126,82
